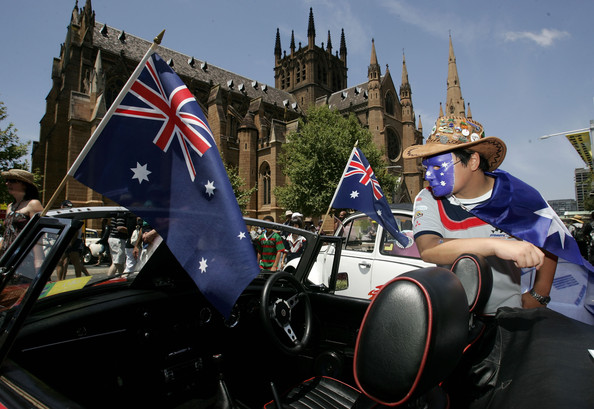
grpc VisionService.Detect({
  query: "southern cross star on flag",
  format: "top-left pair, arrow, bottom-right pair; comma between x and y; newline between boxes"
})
331,147 -> 410,247
73,51 -> 260,318
470,169 -> 594,323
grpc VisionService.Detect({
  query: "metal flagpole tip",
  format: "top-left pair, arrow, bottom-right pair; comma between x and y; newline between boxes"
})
154,30 -> 165,44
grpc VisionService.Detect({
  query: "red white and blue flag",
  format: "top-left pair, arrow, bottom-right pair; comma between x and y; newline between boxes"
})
471,169 -> 594,323
331,147 -> 410,247
72,51 -> 260,318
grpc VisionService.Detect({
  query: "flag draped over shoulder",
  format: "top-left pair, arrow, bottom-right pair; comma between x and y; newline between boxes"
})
331,147 -> 410,247
470,169 -> 594,322
73,52 -> 260,318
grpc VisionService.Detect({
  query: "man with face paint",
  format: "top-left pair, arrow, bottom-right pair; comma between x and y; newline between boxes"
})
403,116 -> 558,315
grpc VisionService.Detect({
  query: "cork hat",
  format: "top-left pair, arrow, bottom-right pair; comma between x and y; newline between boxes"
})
403,116 -> 507,171
1,169 -> 36,187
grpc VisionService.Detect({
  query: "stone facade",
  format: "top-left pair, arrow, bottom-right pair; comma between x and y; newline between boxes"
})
33,1 -> 425,220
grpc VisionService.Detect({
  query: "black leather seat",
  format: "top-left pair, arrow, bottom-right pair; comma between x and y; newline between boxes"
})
266,266 -> 470,408
449,253 -> 493,346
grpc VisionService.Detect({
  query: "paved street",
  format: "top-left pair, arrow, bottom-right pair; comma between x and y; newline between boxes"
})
57,262 -> 114,282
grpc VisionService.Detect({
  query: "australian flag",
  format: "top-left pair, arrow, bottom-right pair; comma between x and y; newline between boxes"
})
331,147 -> 410,247
73,52 -> 260,318
471,169 -> 594,323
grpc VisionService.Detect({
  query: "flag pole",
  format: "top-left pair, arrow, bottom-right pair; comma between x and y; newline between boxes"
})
320,141 -> 358,234
40,30 -> 166,216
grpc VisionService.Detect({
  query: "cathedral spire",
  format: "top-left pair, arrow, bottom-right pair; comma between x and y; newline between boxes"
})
368,38 -> 381,80
401,52 -> 410,89
71,0 -> 79,24
339,28 -> 347,63
370,38 -> 378,65
290,30 -> 295,55
274,28 -> 282,62
327,30 -> 332,54
307,7 -> 315,48
446,35 -> 466,117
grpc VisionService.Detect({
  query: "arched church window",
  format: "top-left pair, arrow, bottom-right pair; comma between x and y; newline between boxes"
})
105,77 -> 125,109
260,163 -> 271,205
386,128 -> 401,161
385,92 -> 395,116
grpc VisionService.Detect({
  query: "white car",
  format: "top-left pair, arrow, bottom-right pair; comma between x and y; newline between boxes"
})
286,204 -> 434,299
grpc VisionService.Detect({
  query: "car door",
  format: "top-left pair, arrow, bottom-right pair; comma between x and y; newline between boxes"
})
334,214 -> 377,298
335,211 -> 434,299
367,211 -> 434,298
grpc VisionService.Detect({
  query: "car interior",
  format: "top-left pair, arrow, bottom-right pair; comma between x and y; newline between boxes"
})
0,213 -> 593,409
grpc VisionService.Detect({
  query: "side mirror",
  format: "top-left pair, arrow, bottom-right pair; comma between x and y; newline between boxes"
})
336,272 -> 349,291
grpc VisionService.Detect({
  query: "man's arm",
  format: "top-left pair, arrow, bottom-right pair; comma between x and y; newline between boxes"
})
522,251 -> 557,308
415,234 -> 546,269
417,233 -> 556,309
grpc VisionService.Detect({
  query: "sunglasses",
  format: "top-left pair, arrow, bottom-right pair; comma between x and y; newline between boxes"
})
5,179 -> 20,183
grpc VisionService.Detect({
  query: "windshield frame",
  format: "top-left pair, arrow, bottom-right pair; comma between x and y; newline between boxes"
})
0,215 -> 81,367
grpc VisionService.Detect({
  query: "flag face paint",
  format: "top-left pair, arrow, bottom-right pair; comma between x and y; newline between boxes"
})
422,153 -> 457,197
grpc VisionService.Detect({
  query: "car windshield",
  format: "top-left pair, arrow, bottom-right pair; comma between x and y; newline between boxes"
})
0,211 -> 313,309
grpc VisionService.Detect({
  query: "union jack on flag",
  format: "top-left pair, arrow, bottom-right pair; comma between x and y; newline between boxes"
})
114,55 -> 212,181
331,147 -> 411,247
73,51 -> 260,318
344,148 -> 383,199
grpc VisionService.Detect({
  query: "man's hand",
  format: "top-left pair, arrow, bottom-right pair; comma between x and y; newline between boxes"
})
492,239 -> 545,270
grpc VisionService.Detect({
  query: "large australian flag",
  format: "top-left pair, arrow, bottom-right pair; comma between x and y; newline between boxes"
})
471,169 -> 594,323
331,147 -> 410,247
73,52 -> 260,318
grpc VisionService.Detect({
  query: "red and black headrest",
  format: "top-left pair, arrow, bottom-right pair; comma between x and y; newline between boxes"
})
450,254 -> 493,314
353,267 -> 469,406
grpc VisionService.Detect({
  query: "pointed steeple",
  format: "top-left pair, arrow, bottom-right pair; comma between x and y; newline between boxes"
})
368,38 -> 381,82
290,30 -> 295,55
71,0 -> 79,24
418,115 -> 423,133
327,30 -> 332,54
467,102 -> 472,119
84,0 -> 93,19
339,28 -> 347,63
370,38 -> 378,65
274,28 -> 282,62
307,7 -> 315,48
446,35 -> 466,117
400,52 -> 411,100
439,102 -> 444,117
401,52 -> 409,86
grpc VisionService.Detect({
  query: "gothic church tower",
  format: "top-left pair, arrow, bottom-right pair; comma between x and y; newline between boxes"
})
274,8 -> 347,108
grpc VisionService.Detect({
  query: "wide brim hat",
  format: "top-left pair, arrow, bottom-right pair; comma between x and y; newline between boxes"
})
1,169 -> 36,187
403,116 -> 507,171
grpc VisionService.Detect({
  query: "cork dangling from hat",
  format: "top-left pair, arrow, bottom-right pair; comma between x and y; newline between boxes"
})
403,116 -> 507,171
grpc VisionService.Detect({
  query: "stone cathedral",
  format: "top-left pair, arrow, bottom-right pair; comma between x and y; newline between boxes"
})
33,0 -> 427,221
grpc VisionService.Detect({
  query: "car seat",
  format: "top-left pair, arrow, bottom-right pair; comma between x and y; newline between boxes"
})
264,266 -> 470,408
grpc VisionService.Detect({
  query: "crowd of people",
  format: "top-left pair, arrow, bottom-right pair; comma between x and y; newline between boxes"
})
0,168 -> 162,281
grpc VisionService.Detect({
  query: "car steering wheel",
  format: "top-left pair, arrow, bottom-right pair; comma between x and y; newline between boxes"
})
260,271 -> 312,354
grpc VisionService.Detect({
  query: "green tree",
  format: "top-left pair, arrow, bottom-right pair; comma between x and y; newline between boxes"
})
275,105 -> 396,216
0,100 -> 31,204
225,162 -> 257,214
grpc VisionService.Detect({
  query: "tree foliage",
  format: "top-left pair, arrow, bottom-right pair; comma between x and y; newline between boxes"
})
0,101 -> 31,204
275,105 -> 397,216
225,162 -> 257,214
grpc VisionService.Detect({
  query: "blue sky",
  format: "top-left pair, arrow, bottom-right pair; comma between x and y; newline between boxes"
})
1,0 -> 593,201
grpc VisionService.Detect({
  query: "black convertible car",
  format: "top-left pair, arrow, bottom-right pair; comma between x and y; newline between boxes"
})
0,207 -> 592,409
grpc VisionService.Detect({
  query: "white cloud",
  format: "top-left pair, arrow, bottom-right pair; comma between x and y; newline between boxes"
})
503,28 -> 569,47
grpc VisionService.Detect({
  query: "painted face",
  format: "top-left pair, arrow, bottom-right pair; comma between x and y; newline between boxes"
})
422,152 -> 459,197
